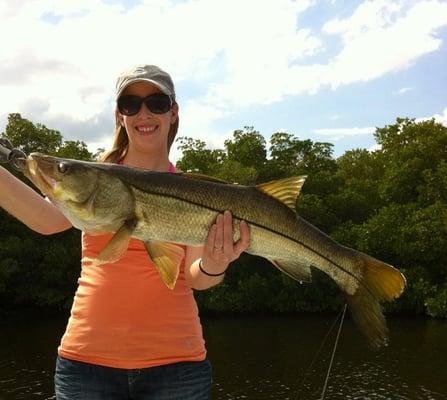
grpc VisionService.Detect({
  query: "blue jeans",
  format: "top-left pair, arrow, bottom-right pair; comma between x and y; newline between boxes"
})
54,356 -> 212,400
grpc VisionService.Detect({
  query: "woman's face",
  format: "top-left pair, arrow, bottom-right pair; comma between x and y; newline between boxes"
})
117,81 -> 178,155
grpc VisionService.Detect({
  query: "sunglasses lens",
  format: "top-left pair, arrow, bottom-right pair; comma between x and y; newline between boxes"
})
144,94 -> 172,114
117,95 -> 142,116
118,94 -> 172,116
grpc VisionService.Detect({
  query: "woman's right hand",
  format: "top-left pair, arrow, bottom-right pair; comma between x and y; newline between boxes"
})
0,165 -> 72,234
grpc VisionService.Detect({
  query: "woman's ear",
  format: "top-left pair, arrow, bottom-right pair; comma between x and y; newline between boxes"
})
115,109 -> 124,126
170,103 -> 179,124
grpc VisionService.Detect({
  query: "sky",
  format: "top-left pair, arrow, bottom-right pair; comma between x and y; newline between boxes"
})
0,0 -> 446,161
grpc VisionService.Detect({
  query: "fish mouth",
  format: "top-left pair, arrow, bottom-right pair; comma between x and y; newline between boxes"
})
26,155 -> 58,195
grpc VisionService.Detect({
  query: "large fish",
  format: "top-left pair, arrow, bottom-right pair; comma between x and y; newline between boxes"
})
21,153 -> 405,348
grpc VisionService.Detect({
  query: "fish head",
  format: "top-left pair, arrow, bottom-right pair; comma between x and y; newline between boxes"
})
24,153 -> 99,204
24,153 -> 136,233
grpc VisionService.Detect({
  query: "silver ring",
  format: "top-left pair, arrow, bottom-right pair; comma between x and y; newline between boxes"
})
214,246 -> 223,250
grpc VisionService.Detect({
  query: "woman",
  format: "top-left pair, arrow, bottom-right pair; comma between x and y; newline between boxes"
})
0,64 -> 250,399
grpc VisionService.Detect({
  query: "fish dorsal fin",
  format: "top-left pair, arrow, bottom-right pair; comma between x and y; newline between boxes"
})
256,176 -> 307,210
143,241 -> 185,289
174,172 -> 231,184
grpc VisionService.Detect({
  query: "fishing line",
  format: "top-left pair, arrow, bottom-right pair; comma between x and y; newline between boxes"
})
320,303 -> 347,400
293,303 -> 347,400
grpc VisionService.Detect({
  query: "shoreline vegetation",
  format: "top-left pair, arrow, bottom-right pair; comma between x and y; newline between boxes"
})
1,113 -> 446,318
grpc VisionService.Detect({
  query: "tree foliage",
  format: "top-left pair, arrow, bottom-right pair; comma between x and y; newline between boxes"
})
184,118 -> 447,317
0,114 -> 93,311
1,113 -> 446,318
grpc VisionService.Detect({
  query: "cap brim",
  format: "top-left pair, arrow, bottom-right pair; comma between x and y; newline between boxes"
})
116,78 -> 172,100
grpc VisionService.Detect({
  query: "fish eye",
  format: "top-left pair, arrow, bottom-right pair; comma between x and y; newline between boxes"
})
58,162 -> 69,174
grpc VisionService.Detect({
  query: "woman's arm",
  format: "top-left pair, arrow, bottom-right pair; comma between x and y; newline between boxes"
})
184,211 -> 250,290
0,166 -> 72,235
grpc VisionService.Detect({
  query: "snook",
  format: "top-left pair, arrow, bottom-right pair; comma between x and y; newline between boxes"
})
22,153 -> 406,348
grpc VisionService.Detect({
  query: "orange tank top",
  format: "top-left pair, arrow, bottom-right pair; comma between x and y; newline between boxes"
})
58,163 -> 206,369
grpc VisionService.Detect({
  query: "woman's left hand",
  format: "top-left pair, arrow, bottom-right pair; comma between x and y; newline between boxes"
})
200,210 -> 250,275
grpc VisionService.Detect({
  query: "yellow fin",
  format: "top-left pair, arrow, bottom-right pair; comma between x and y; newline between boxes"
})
82,221 -> 134,267
144,241 -> 185,289
269,259 -> 312,283
346,251 -> 406,348
256,176 -> 307,211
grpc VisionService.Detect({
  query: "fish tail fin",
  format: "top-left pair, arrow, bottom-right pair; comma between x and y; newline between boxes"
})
346,252 -> 406,348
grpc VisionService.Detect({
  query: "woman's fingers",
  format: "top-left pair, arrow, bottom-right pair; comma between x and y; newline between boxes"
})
206,212 -> 250,266
222,211 -> 233,256
234,220 -> 250,255
214,213 -> 224,251
205,223 -> 217,253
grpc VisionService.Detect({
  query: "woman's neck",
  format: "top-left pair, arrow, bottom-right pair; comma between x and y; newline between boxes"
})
122,149 -> 170,171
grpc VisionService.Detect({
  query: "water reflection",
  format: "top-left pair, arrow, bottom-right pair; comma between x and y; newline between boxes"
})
204,315 -> 447,400
1,313 -> 446,399
0,312 -> 64,399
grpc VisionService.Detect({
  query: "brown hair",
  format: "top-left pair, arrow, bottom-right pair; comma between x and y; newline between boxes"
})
98,114 -> 179,163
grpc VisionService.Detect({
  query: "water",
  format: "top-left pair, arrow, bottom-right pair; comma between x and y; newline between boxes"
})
1,312 -> 446,399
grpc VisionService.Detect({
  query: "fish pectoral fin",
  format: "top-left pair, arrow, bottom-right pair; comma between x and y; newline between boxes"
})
269,259 -> 312,284
82,220 -> 135,267
256,176 -> 307,211
144,241 -> 185,290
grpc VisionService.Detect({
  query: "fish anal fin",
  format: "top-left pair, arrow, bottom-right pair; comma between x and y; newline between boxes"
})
144,241 -> 185,289
256,176 -> 307,211
82,220 -> 135,267
268,259 -> 312,284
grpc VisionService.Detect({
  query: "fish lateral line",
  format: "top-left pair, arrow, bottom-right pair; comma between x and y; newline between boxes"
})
129,187 -> 367,292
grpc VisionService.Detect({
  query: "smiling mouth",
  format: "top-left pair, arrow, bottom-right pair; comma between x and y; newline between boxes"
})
136,125 -> 158,133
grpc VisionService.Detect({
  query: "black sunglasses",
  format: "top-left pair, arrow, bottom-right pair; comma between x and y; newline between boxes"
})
117,93 -> 173,116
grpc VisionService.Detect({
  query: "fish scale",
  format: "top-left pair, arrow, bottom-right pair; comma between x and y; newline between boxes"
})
131,178 -> 361,293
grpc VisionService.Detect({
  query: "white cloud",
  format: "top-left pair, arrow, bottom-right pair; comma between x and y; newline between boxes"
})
0,0 -> 318,151
0,0 -> 446,156
417,107 -> 447,126
314,126 -> 376,140
397,87 -> 413,94
432,107 -> 447,126
86,135 -> 114,156
302,105 -> 447,144
323,0 -> 447,88
369,143 -> 381,152
172,98 -> 232,159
